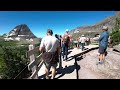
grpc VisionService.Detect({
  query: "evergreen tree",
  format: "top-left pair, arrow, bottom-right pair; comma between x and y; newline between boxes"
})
110,18 -> 120,46
0,41 -> 31,79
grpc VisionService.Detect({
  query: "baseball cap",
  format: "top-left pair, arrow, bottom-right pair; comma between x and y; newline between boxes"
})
65,29 -> 69,32
102,26 -> 108,30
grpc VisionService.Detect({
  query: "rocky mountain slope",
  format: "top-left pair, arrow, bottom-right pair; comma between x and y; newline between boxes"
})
69,11 -> 120,39
6,24 -> 37,39
3,24 -> 41,44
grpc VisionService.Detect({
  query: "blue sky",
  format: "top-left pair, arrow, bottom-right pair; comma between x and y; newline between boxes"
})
0,11 -> 116,38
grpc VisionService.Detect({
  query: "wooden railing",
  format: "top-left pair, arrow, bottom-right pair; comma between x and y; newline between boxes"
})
26,44 -> 43,79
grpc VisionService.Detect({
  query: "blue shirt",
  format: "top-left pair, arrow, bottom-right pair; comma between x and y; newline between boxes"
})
99,31 -> 109,49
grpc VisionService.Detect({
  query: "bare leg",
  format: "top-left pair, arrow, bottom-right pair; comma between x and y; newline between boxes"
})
45,68 -> 49,79
102,53 -> 105,61
51,66 -> 56,79
99,54 -> 104,61
98,54 -> 105,64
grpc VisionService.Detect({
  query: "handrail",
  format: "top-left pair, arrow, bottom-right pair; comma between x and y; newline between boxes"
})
29,61 -> 44,79
28,53 -> 42,70
27,44 -> 43,79
73,46 -> 99,58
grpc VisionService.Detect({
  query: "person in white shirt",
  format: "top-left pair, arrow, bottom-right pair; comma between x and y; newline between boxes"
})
80,35 -> 86,51
39,29 -> 60,79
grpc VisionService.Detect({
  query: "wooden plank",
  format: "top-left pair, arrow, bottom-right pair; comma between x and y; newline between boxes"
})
27,46 -> 39,57
73,46 -> 99,57
30,61 -> 44,79
29,45 -> 38,79
28,60 -> 34,71
36,53 -> 42,61
28,53 -> 42,70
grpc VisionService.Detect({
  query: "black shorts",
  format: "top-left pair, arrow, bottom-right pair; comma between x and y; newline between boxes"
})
44,61 -> 57,71
99,46 -> 107,54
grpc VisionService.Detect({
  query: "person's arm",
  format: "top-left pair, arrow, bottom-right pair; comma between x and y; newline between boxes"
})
56,40 -> 61,57
69,35 -> 72,42
61,34 -> 65,45
78,37 -> 80,42
99,33 -> 104,41
39,38 -> 45,53
80,37 -> 82,42
84,37 -> 86,42
57,46 -> 60,55
39,47 -> 45,53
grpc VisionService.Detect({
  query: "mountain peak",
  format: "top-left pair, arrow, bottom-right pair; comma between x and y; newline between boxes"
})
7,24 -> 37,39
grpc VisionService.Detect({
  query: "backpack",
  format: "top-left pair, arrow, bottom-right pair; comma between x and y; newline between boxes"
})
63,34 -> 70,46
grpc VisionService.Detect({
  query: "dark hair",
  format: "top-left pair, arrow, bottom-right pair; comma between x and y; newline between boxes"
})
47,29 -> 53,35
55,34 -> 58,38
55,34 -> 60,40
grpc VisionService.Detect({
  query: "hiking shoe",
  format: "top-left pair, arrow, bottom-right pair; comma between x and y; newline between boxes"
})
96,60 -> 104,65
96,61 -> 100,65
45,76 -> 50,79
99,61 -> 104,64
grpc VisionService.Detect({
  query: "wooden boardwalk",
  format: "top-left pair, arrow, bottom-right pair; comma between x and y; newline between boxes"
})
38,45 -> 99,79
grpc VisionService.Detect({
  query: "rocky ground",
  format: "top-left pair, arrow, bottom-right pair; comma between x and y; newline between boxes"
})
77,48 -> 120,79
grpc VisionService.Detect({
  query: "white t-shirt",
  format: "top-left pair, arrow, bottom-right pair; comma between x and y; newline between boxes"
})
40,36 -> 59,52
80,37 -> 86,43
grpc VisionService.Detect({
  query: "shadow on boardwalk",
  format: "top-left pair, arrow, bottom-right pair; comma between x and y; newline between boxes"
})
67,54 -> 83,62
38,50 -> 84,79
38,64 -> 80,79
56,56 -> 83,79
55,64 -> 78,79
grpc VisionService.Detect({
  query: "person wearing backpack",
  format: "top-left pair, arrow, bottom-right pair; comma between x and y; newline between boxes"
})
61,29 -> 71,61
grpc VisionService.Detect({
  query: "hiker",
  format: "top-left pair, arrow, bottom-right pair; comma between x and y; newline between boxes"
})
86,37 -> 90,45
55,34 -> 62,48
55,34 -> 62,68
61,29 -> 71,61
76,37 -> 80,48
80,35 -> 86,51
78,36 -> 81,49
39,29 -> 60,79
98,26 -> 109,64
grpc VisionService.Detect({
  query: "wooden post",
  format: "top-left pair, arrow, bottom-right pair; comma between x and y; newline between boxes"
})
74,56 -> 79,79
59,50 -> 62,68
29,44 -> 38,79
